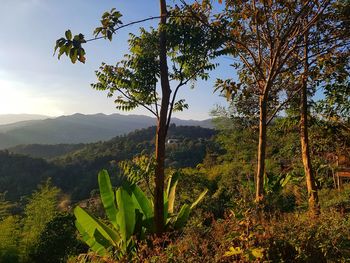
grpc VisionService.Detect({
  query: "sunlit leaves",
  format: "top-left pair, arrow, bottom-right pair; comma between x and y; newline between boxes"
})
173,99 -> 189,112
65,30 -> 72,41
54,8 -> 123,63
224,246 -> 243,257
214,79 -> 242,101
224,246 -> 264,260
55,4 -> 220,119
91,29 -> 159,114
54,31 -> 86,63
316,79 -> 350,122
118,155 -> 155,185
94,8 -> 123,41
90,5 -> 220,116
167,5 -> 220,83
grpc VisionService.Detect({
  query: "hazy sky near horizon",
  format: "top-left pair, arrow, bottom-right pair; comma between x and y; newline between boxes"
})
0,0 -> 232,120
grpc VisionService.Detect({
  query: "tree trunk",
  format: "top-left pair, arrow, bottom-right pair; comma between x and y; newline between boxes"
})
255,94 -> 267,202
300,28 -> 320,216
154,0 -> 171,235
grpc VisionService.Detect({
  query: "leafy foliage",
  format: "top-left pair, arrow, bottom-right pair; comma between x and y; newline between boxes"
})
93,8 -> 123,41
29,213 -> 83,263
20,181 -> 60,261
54,30 -> 86,63
75,170 -> 207,259
0,125 -> 215,202
0,216 -> 20,263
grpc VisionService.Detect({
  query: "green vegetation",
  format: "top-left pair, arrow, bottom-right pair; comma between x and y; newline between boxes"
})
8,144 -> 85,160
0,0 -> 349,262
74,169 -> 206,259
0,182 -> 82,263
1,116 -> 349,262
0,125 -> 215,202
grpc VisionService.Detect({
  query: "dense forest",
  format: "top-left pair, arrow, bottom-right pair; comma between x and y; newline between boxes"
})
1,125 -> 215,202
1,0 -> 350,262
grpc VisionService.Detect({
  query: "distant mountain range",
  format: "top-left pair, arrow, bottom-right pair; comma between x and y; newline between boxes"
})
0,114 -> 48,125
0,113 -> 213,149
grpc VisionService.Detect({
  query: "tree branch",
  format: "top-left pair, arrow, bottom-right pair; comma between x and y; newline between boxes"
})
116,87 -> 158,117
266,84 -> 302,126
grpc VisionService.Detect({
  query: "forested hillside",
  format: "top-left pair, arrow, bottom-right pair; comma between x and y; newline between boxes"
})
8,144 -> 86,160
0,125 -> 216,202
1,0 -> 349,262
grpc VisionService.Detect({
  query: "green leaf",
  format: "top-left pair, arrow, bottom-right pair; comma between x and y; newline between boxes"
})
130,184 -> 153,230
65,42 -> 72,56
281,174 -> 292,188
174,204 -> 190,230
74,206 -> 119,249
167,171 -> 180,214
163,190 -> 169,224
133,209 -> 144,240
116,184 -> 136,244
75,221 -> 108,255
98,170 -> 118,229
93,228 -> 114,251
57,45 -> 67,59
53,38 -> 65,55
70,48 -> 78,64
190,189 -> 208,210
65,30 -> 72,40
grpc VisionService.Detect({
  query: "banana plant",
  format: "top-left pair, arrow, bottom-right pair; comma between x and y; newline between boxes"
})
74,169 -> 207,257
263,173 -> 292,195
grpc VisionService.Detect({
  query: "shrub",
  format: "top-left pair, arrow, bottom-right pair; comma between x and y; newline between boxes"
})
29,213 -> 85,263
0,216 -> 20,263
132,209 -> 350,262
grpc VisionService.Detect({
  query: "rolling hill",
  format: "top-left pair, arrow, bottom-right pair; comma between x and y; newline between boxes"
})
0,114 -> 48,125
0,113 -> 213,149
1,125 -> 216,201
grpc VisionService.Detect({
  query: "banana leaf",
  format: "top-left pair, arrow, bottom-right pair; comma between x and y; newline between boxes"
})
98,170 -> 118,228
116,184 -> 136,245
74,206 -> 120,251
174,204 -> 190,230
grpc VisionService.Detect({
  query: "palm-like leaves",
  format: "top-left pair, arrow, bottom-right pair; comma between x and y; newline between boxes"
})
74,169 -> 208,257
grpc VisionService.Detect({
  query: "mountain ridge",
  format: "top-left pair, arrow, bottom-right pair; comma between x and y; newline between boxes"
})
0,114 -> 48,125
0,113 -> 213,149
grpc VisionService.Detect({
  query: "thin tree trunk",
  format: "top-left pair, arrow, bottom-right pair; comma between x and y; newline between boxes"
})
256,94 -> 267,202
154,0 -> 171,235
300,28 -> 320,216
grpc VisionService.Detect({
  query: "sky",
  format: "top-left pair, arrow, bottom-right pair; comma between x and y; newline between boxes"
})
0,0 -> 232,120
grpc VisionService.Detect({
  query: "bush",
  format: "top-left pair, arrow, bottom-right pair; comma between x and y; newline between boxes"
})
29,213 -> 84,263
0,216 -> 20,263
268,211 -> 350,262
319,186 -> 350,213
131,209 -> 350,262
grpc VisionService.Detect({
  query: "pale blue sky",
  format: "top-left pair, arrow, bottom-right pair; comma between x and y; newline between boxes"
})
0,0 -> 231,120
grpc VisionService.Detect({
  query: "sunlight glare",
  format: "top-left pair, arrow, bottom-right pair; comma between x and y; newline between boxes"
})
0,78 -> 64,116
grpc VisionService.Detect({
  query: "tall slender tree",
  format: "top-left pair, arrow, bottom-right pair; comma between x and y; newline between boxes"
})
194,0 -> 349,211
155,0 -> 171,234
300,23 -> 320,215
54,2 -> 218,233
